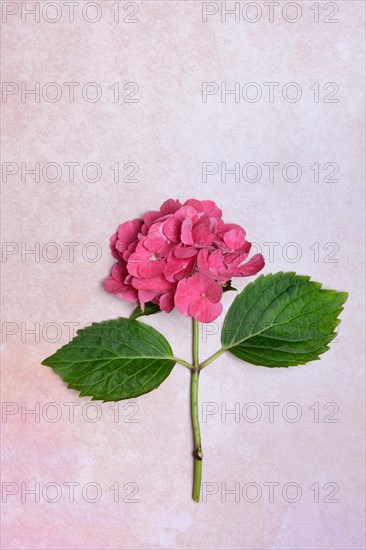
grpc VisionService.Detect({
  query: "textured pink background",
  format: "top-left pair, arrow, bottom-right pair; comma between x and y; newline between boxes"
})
1,1 -> 365,549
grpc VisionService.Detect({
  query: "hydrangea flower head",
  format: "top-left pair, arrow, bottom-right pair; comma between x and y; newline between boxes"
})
104,199 -> 265,322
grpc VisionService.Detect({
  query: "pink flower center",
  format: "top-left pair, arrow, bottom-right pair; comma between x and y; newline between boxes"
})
201,292 -> 206,298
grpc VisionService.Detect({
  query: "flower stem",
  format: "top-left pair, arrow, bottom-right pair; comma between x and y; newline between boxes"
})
191,319 -> 202,503
193,319 -> 199,368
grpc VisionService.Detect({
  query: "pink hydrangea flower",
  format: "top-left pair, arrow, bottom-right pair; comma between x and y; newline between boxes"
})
104,199 -> 265,322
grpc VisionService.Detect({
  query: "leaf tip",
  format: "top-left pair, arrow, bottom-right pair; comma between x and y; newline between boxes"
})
338,291 -> 349,305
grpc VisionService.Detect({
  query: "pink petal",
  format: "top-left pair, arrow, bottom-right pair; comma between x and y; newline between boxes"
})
181,218 -> 194,245
110,231 -> 119,259
103,263 -> 138,302
123,241 -> 138,262
234,253 -> 265,276
160,199 -> 182,216
197,249 -> 229,282
116,289 -> 139,302
174,278 -> 192,316
185,272 -> 206,294
174,205 -> 198,222
191,216 -> 215,246
143,209 -> 161,228
127,241 -> 165,278
164,255 -> 195,282
184,199 -> 222,220
104,275 -> 123,294
188,298 -> 223,323
223,226 -> 246,250
138,289 -> 158,309
116,219 -> 142,253
131,275 -> 174,293
202,277 -> 223,303
143,222 -> 173,255
163,217 -> 181,242
174,245 -> 198,258
159,292 -> 175,312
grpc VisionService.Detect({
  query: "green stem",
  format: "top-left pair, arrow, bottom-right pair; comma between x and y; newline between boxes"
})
173,357 -> 194,370
191,319 -> 202,503
200,347 -> 226,369
193,319 -> 199,368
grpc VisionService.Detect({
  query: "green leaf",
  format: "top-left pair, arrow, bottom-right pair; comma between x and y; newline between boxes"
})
222,279 -> 237,293
42,318 -> 175,401
130,301 -> 161,320
221,272 -> 347,368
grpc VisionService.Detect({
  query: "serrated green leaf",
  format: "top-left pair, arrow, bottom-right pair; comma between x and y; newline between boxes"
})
42,318 -> 175,401
221,272 -> 347,368
130,301 -> 161,321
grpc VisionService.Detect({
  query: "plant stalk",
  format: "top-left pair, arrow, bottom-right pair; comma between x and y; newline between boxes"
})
191,319 -> 202,503
200,347 -> 226,369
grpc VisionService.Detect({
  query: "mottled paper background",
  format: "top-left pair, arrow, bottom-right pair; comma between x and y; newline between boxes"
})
1,1 -> 365,549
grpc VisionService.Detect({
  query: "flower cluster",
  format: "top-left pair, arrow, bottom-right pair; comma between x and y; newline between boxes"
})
104,199 -> 265,322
